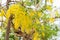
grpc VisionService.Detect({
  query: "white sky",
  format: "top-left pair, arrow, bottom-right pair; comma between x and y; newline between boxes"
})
53,0 -> 60,8
1,0 -> 6,4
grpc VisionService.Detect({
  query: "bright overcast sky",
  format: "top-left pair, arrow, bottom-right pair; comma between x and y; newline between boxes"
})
53,0 -> 60,8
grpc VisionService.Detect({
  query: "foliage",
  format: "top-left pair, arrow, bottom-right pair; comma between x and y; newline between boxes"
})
0,0 -> 59,40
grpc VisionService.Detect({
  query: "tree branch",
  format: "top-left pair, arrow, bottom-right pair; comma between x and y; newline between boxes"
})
5,14 -> 13,40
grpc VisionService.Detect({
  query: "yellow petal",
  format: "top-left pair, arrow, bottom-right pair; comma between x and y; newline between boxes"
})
42,32 -> 45,37
33,32 -> 40,40
50,0 -> 53,3
0,9 -> 5,16
38,12 -> 42,17
49,18 -> 54,23
36,19 -> 40,24
46,5 -> 52,10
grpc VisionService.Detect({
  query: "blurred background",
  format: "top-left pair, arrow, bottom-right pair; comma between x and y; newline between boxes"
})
0,0 -> 60,40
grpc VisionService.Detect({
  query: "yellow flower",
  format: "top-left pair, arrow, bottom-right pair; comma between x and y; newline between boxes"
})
33,32 -> 40,40
47,0 -> 53,4
6,10 -> 10,18
46,5 -> 52,10
55,10 -> 59,17
49,18 -> 55,23
35,19 -> 40,24
6,4 -> 24,18
42,32 -> 45,37
30,11 -> 35,16
50,0 -> 53,3
41,25 -> 45,30
0,9 -> 5,16
0,13 -> 2,16
37,12 -> 42,17
21,15 -> 32,33
41,25 -> 45,37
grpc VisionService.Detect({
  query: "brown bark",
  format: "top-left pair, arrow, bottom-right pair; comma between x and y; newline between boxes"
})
6,0 -> 11,9
15,27 -> 35,40
0,3 -> 1,7
5,14 -> 13,40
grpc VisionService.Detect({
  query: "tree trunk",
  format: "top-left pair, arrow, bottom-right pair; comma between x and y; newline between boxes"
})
5,14 -> 13,40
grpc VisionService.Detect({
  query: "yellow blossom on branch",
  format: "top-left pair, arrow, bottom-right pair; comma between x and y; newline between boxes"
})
49,18 -> 55,23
